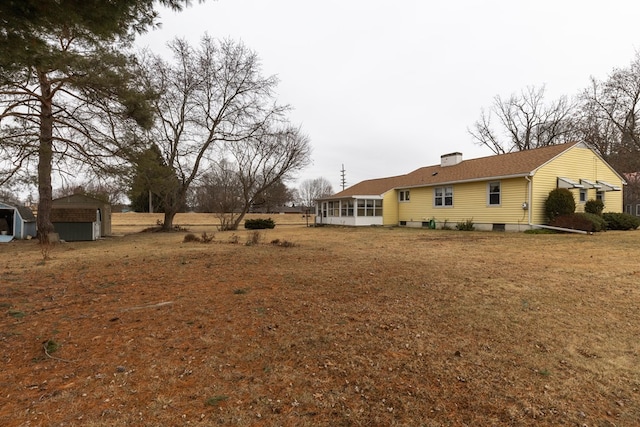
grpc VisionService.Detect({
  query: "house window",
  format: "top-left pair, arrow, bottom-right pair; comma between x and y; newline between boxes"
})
579,189 -> 587,203
399,190 -> 410,202
636,204 -> 640,216
596,191 -> 605,203
488,182 -> 501,206
434,186 -> 453,207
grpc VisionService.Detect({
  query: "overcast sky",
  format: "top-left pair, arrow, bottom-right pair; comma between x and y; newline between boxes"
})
137,0 -> 640,192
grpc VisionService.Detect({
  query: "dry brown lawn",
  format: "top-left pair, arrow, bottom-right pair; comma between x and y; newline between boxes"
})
1,213 -> 639,426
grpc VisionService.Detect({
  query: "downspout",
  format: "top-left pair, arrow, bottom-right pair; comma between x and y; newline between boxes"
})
525,175 -> 532,227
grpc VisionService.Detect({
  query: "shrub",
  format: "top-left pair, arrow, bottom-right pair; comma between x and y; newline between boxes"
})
584,199 -> 604,216
200,232 -> 214,243
603,212 -> 640,230
550,213 -> 600,232
581,213 -> 606,232
544,188 -> 575,222
244,218 -> 276,229
455,218 -> 475,231
183,233 -> 200,243
183,232 -> 215,243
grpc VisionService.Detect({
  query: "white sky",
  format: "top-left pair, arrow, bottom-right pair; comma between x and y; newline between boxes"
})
137,0 -> 640,192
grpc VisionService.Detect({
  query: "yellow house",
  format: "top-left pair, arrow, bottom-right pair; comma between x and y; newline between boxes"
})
316,142 -> 625,231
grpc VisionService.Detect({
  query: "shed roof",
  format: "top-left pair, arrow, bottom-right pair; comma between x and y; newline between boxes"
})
16,206 -> 36,222
324,142 -> 581,199
0,201 -> 36,221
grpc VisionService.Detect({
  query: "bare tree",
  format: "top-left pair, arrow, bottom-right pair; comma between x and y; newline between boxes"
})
138,36 -> 301,230
222,126 -> 311,230
195,159 -> 244,230
469,85 -> 577,154
251,180 -> 296,213
53,180 -> 126,205
298,177 -> 334,209
576,54 -> 640,172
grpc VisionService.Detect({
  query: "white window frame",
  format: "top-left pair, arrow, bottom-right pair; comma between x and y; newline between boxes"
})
357,199 -> 383,217
636,204 -> 640,216
399,190 -> 410,202
596,190 -> 605,203
488,181 -> 501,206
340,200 -> 354,217
434,186 -> 453,207
579,189 -> 587,203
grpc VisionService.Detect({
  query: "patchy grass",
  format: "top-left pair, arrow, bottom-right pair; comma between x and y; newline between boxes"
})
0,226 -> 639,426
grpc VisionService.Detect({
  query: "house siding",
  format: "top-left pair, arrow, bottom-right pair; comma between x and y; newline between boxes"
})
396,178 -> 530,229
531,145 -> 624,224
382,191 -> 399,225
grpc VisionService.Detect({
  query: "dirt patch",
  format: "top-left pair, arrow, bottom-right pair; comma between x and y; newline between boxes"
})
1,222 -> 639,426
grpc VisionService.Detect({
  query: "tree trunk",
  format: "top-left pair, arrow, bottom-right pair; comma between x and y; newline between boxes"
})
161,186 -> 186,231
231,205 -> 251,230
163,209 -> 176,231
37,72 -> 55,243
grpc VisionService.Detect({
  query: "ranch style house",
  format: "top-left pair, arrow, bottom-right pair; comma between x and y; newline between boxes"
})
315,142 -> 625,231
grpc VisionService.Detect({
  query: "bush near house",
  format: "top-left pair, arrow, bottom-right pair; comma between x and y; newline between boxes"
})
550,213 -> 604,232
584,199 -> 604,216
603,212 -> 640,230
582,213 -> 607,231
545,188 -> 576,222
244,218 -> 276,230
455,218 -> 475,231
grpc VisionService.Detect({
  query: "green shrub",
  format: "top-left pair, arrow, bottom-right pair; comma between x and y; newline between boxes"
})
580,213 -> 606,232
544,188 -> 576,222
584,199 -> 604,216
603,212 -> 640,230
244,218 -> 276,230
549,213 -> 597,232
455,218 -> 475,231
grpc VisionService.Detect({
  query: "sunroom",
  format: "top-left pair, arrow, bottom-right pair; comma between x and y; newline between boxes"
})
315,196 -> 383,226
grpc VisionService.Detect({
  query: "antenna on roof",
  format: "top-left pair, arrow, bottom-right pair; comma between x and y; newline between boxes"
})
340,164 -> 347,190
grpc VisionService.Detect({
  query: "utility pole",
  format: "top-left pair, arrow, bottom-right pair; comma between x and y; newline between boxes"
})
340,164 -> 347,190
